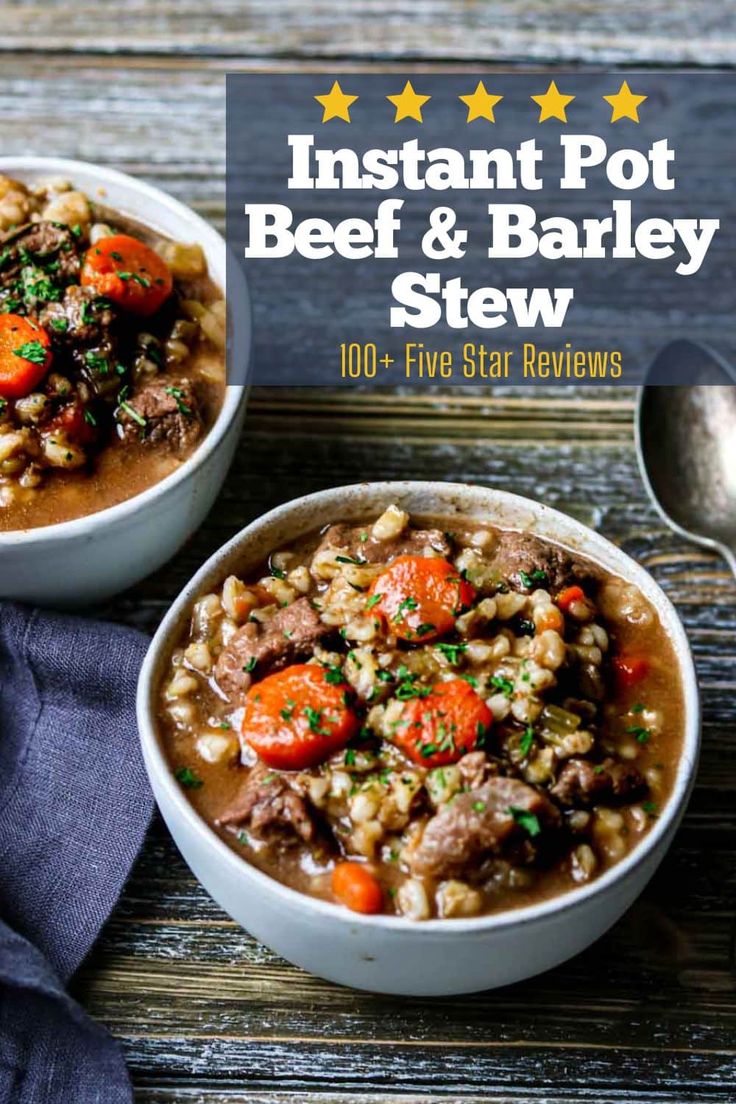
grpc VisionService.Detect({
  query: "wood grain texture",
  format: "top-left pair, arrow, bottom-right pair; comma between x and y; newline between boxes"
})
2,1 -> 736,64
4,17 -> 736,1103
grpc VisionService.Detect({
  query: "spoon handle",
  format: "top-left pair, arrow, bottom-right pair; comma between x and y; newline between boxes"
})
721,543 -> 736,581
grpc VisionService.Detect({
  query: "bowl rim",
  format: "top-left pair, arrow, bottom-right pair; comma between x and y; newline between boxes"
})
0,155 -> 249,545
137,479 -> 701,934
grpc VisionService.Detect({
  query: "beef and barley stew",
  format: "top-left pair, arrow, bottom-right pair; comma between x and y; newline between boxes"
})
0,175 -> 225,530
160,507 -> 683,920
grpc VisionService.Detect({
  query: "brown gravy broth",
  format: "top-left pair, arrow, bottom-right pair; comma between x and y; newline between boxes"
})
158,511 -> 684,920
0,197 -> 225,531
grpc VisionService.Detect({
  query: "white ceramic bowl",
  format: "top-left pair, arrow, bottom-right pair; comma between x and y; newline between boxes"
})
0,157 -> 249,606
137,481 -> 700,996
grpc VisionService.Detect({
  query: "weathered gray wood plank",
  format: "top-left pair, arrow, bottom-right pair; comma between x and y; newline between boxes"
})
135,1093 -> 600,1104
2,2 -> 735,64
117,1039 -> 736,1099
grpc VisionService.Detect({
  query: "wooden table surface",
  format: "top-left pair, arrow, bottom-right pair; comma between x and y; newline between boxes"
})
4,6 -> 735,1101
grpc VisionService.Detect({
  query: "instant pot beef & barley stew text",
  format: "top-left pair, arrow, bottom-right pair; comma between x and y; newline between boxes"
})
0,174 -> 225,529
160,506 -> 683,920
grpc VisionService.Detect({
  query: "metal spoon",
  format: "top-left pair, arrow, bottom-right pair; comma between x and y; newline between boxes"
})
636,340 -> 736,579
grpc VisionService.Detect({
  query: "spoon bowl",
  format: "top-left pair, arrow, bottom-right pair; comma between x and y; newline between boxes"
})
637,341 -> 736,578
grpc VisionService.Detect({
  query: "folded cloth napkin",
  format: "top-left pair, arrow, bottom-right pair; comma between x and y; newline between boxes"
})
0,602 -> 153,1104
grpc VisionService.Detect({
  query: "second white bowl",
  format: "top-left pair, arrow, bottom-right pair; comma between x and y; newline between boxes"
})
0,157 -> 249,606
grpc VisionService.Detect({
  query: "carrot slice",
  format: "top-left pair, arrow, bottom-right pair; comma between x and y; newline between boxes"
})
367,556 -> 475,642
612,653 -> 650,688
332,862 -> 384,914
556,585 -> 585,612
535,605 -> 564,634
392,678 -> 492,767
81,234 -> 173,316
0,314 -> 52,399
241,663 -> 358,771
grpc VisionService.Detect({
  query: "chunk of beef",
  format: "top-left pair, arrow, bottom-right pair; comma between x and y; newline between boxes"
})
488,530 -> 600,593
409,776 -> 561,880
216,763 -> 316,845
116,377 -> 202,452
551,757 -> 647,808
214,597 -> 326,701
0,221 -> 80,292
457,750 -> 498,790
314,522 -> 451,571
39,285 -> 118,350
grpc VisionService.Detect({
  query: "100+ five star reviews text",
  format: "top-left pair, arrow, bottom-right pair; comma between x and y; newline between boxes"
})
340,342 -> 623,381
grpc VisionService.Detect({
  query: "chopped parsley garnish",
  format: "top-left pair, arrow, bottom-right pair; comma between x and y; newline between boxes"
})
304,706 -> 330,735
165,385 -> 193,417
395,595 -> 418,620
435,642 -> 467,665
509,806 -> 541,837
460,673 -> 479,688
518,568 -> 549,589
395,667 -> 431,701
519,726 -> 534,757
415,622 -> 436,637
626,725 -> 651,744
335,554 -> 365,565
642,801 -> 659,817
631,703 -> 645,714
472,800 -> 487,813
244,657 -> 258,673
237,831 -> 249,845
365,593 -> 382,610
344,748 -> 357,766
418,741 -> 439,758
270,566 -> 286,579
175,767 -> 203,789
50,317 -> 69,332
84,348 -> 110,375
12,340 -> 47,365
323,664 -> 344,685
280,698 -> 296,722
83,409 -> 97,427
21,267 -> 62,305
119,400 -> 146,428
490,675 -> 514,698
475,721 -> 490,747
110,250 -> 124,262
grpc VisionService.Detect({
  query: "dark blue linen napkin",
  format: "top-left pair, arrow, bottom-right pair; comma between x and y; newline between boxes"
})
0,602 -> 153,1104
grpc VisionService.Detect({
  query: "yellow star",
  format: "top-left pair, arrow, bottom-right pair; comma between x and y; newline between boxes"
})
459,81 -> 503,123
314,80 -> 358,123
603,80 -> 647,123
387,80 -> 431,123
531,80 -> 575,123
